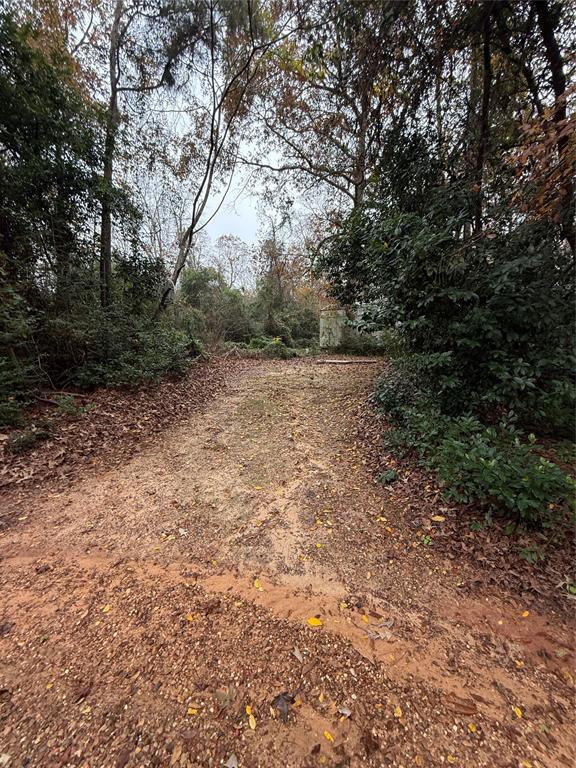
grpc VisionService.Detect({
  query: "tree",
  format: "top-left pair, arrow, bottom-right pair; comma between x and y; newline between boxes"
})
0,12 -> 102,302
157,0 -> 309,312
210,234 -> 252,289
98,0 -> 208,306
244,0 -> 433,210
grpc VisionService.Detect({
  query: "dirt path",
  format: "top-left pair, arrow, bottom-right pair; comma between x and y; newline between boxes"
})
0,359 -> 574,768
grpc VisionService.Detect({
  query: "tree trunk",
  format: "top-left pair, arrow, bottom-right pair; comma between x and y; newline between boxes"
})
99,0 -> 124,308
473,3 -> 493,234
535,0 -> 575,255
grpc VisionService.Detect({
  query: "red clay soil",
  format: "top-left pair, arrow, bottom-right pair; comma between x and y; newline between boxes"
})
0,357 -> 574,768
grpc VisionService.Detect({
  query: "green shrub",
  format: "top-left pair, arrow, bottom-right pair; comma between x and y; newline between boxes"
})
54,394 -> 91,416
259,337 -> 299,359
377,469 -> 398,484
394,407 -> 574,525
319,179 -> 575,436
72,321 -> 198,389
6,423 -> 52,454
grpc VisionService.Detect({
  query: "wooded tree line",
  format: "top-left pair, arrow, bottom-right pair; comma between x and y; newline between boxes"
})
0,0 -> 325,423
1,0 -> 574,522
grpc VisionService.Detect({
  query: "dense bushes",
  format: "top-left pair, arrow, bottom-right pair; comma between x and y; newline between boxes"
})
0,15 -> 204,425
378,388 -> 574,525
319,147 -> 575,525
177,265 -> 320,353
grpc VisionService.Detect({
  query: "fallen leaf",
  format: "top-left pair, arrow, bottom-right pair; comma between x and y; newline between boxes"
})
187,707 -> 198,716
513,706 -> 523,718
293,646 -> 303,663
361,614 -> 369,623
467,723 -> 477,733
186,614 -> 194,622
307,617 -> 322,627
253,578 -> 263,592
447,756 -> 456,764
271,692 -> 295,722
514,659 -> 524,668
248,713 -> 256,730
224,754 -> 239,768
46,681 -> 54,690
521,610 -> 530,618
245,705 -> 252,715
338,706 -> 352,719
315,543 -> 322,549
102,604 -> 111,614
323,730 -> 334,743
431,515 -> 445,522
394,705 -> 402,718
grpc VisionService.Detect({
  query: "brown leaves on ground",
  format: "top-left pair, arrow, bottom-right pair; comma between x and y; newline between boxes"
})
0,358 -> 256,509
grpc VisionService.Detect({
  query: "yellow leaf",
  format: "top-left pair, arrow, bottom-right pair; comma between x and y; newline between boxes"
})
248,713 -> 256,730
186,614 -> 194,622
245,705 -> 252,715
307,617 -> 322,627
447,756 -> 456,764
318,692 -> 325,703
323,730 -> 334,743
562,669 -> 574,685
520,762 -> 532,768
315,542 -> 322,549
513,706 -> 523,718
254,486 -> 263,491
394,705 -> 402,718
361,614 -> 369,623
46,681 -> 54,690
102,604 -> 111,614
414,756 -> 423,766
521,610 -> 530,618
467,723 -> 477,733
515,659 -> 524,668
187,707 -> 198,715
253,578 -> 263,591
431,515 -> 445,522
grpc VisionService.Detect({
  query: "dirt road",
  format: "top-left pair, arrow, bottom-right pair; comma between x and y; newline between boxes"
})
0,359 -> 574,768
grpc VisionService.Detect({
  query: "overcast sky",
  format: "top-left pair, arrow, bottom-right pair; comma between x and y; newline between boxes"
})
204,181 -> 261,244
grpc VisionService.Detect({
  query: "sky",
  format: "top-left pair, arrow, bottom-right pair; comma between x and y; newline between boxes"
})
204,179 -> 261,244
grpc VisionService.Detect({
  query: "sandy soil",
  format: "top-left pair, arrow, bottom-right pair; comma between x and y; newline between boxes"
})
0,358 -> 574,768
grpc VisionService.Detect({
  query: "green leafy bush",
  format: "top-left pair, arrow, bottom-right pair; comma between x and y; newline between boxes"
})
319,177 -> 575,434
71,320 -> 198,389
407,411 -> 574,525
6,423 -> 52,454
0,279 -> 35,425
